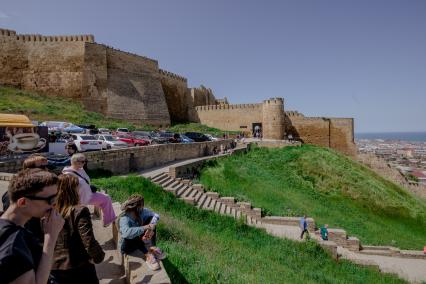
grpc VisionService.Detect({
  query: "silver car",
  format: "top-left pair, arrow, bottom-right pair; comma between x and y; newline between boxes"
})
96,134 -> 128,150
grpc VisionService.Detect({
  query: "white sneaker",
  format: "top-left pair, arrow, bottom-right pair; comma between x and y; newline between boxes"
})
151,247 -> 167,260
145,253 -> 160,271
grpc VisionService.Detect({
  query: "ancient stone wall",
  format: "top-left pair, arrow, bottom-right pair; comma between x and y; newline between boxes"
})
159,69 -> 192,122
0,28 -> 90,97
102,47 -> 170,125
262,98 -> 285,140
191,86 -> 217,107
329,118 -> 356,156
0,27 -> 356,156
287,116 -> 331,147
81,42 -> 108,114
286,114 -> 356,156
195,103 -> 263,132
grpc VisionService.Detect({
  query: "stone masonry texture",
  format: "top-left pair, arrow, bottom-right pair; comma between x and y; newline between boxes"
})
0,28 -> 355,156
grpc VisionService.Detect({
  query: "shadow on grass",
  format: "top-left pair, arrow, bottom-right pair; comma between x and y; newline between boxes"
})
162,258 -> 189,284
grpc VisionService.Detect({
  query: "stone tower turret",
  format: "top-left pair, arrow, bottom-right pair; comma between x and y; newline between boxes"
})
262,98 -> 285,140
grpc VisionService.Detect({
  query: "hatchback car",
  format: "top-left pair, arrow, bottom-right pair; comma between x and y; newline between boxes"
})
71,134 -> 103,152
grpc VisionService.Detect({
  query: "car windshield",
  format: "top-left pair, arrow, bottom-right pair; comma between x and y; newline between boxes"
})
81,135 -> 97,140
133,131 -> 150,136
118,134 -> 132,138
159,132 -> 174,138
117,128 -> 128,132
104,136 -> 117,141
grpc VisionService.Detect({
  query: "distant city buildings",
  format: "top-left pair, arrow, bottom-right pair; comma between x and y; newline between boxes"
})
357,139 -> 426,185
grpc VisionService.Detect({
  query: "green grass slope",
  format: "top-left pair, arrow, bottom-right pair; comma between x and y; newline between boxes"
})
0,86 -> 229,135
93,176 -> 405,284
0,86 -> 142,130
0,86 -> 230,137
199,145 -> 426,250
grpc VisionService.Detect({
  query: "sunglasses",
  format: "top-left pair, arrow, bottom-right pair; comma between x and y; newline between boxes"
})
25,193 -> 57,205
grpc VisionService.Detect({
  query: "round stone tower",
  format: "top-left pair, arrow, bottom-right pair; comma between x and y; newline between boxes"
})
262,98 -> 285,140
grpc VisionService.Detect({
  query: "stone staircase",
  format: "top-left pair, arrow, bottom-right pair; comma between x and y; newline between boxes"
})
150,172 -> 263,227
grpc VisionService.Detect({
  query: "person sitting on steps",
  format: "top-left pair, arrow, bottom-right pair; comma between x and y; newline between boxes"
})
118,194 -> 166,271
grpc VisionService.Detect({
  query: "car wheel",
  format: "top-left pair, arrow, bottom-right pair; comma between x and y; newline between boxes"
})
107,145 -> 111,149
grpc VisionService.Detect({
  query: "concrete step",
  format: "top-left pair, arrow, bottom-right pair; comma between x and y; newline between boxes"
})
92,203 -> 126,283
214,201 -> 222,213
150,171 -> 166,180
162,178 -> 176,188
166,180 -> 181,189
176,185 -> 190,197
155,174 -> 171,185
125,250 -> 171,284
158,177 -> 174,187
181,186 -> 196,198
151,172 -> 168,183
205,198 -> 215,211
191,190 -> 202,202
196,194 -> 208,208
170,182 -> 186,192
220,204 -> 227,215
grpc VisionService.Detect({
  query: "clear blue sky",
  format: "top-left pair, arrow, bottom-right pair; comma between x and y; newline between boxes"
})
1,0 -> 425,132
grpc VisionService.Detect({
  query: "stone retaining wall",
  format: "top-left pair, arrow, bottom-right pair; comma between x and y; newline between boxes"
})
85,140 -> 233,174
0,140 -> 233,174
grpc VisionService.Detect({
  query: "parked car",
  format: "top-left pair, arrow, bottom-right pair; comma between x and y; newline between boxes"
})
77,124 -> 99,135
98,128 -> 111,134
204,134 -> 220,141
96,134 -> 128,150
184,132 -> 211,142
179,134 -> 194,143
149,132 -> 171,144
40,121 -> 70,132
114,128 -> 130,137
63,124 -> 85,134
132,131 -> 153,144
71,134 -> 103,152
116,134 -> 149,146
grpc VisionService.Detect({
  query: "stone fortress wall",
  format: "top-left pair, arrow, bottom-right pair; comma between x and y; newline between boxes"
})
0,27 -> 355,156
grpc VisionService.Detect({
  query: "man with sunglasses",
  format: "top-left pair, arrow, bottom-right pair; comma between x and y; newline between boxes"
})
0,168 -> 64,284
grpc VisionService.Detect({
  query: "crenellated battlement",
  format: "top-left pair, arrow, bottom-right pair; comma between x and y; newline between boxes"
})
285,111 -> 304,117
159,69 -> 187,83
0,28 -> 94,42
90,42 -> 158,64
263,97 -> 284,105
0,28 -> 16,36
195,103 -> 262,111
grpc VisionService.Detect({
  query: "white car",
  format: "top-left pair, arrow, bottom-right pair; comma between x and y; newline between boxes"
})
96,134 -> 128,150
98,128 -> 111,134
71,134 -> 103,152
204,134 -> 220,141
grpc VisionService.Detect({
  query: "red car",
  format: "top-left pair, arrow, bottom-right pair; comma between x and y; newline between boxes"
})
116,134 -> 149,146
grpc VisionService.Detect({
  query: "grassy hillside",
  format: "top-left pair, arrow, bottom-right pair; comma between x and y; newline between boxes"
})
0,86 -> 227,135
199,145 -> 426,250
93,176 -> 405,284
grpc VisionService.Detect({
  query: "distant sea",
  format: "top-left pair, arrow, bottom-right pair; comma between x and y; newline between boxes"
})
355,132 -> 426,142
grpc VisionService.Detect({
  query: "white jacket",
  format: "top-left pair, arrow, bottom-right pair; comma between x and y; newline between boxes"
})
62,166 -> 93,204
